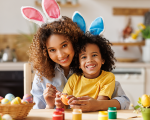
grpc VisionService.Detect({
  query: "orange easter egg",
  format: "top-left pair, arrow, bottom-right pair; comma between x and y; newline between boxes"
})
21,99 -> 29,105
61,95 -> 69,105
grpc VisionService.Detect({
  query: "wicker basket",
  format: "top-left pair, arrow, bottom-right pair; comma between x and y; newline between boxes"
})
0,103 -> 35,119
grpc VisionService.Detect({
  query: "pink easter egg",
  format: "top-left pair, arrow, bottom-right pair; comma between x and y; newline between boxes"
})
23,94 -> 33,103
0,96 -> 3,102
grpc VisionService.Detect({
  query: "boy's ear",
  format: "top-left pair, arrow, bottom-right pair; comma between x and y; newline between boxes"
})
102,59 -> 105,64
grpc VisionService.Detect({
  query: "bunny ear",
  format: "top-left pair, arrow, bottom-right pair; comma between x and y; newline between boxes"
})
89,17 -> 105,35
21,6 -> 46,26
72,11 -> 86,34
42,0 -> 61,20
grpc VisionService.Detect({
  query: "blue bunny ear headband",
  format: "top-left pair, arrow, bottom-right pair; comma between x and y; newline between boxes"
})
72,11 -> 105,35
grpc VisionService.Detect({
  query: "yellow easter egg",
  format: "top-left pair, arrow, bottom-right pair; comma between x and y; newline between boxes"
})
16,97 -> 21,104
141,94 -> 150,107
11,97 -> 21,105
1,98 -> 10,104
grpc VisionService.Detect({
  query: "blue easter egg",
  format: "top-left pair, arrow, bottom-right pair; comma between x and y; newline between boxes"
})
5,93 -> 15,101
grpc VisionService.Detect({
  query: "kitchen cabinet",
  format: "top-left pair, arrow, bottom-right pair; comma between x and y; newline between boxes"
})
115,62 -> 150,95
0,62 -> 24,98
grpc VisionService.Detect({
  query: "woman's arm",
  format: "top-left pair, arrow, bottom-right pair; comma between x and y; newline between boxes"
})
111,81 -> 130,110
31,74 -> 47,109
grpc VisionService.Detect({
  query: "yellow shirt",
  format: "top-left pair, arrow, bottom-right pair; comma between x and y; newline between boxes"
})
63,70 -> 115,99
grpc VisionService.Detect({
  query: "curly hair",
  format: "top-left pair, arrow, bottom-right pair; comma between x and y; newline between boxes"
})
72,32 -> 116,76
28,16 -> 83,81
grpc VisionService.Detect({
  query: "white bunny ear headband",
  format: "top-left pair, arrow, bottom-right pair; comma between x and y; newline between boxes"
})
72,11 -> 105,35
21,0 -> 61,27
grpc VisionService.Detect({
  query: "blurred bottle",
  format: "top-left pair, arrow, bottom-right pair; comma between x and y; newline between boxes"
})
72,0 -> 78,5
0,49 -> 4,62
12,49 -> 17,62
2,46 -> 13,62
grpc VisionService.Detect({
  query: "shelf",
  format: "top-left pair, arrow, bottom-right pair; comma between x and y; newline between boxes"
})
57,1 -> 80,7
111,41 -> 145,46
35,1 -> 80,8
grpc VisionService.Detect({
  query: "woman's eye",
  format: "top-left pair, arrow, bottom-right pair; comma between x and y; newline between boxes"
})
81,56 -> 86,59
50,49 -> 55,52
62,44 -> 67,48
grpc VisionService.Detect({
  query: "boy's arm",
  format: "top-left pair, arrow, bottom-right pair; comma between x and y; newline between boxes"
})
98,74 -> 115,99
69,96 -> 120,112
97,95 -> 109,100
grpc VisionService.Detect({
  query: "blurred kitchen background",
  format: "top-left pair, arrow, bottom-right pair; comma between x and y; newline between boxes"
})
0,0 -> 150,108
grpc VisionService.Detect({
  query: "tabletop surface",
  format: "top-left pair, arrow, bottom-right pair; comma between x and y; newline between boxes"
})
24,109 -> 143,120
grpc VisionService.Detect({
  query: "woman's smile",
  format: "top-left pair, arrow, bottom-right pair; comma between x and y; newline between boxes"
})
59,55 -> 69,63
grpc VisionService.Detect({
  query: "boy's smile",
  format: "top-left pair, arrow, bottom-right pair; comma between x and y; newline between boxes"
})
79,43 -> 105,79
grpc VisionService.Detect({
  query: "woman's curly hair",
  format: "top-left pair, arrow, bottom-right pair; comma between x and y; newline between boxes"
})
72,32 -> 116,76
28,16 -> 83,81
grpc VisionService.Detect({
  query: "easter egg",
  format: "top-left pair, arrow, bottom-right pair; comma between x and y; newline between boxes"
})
141,94 -> 150,107
11,97 -> 21,105
0,96 -> 3,102
61,95 -> 69,105
23,94 -> 33,103
21,99 -> 29,105
2,114 -> 12,120
5,93 -> 15,102
1,98 -> 10,105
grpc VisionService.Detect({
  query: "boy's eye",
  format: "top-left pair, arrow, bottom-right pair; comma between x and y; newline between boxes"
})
92,54 -> 97,57
62,44 -> 67,48
50,49 -> 55,52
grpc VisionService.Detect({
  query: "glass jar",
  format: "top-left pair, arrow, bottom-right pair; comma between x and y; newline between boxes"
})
72,109 -> 82,120
56,108 -> 65,120
52,111 -> 63,120
108,107 -> 117,119
98,111 -> 108,120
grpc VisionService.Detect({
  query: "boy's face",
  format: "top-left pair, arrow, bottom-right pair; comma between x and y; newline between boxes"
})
46,34 -> 74,70
79,43 -> 105,79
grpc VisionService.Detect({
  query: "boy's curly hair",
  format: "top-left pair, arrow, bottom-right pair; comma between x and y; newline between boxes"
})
72,32 -> 116,76
28,16 -> 83,81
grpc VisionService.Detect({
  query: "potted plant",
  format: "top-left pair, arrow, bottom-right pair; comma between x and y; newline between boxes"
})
141,25 -> 150,46
133,94 -> 150,120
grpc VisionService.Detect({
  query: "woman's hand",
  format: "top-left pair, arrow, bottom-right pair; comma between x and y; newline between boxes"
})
43,83 -> 57,108
69,96 -> 98,112
55,92 -> 65,108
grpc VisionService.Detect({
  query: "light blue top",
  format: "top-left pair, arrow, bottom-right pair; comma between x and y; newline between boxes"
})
31,64 -> 130,110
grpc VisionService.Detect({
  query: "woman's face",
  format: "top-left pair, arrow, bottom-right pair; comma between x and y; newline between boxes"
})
46,34 -> 75,69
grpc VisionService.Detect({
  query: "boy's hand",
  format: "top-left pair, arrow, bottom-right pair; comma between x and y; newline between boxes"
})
67,95 -> 78,105
55,92 -> 65,108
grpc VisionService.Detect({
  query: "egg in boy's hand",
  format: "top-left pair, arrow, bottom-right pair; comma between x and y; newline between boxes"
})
61,95 -> 69,105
